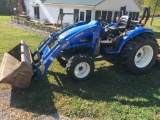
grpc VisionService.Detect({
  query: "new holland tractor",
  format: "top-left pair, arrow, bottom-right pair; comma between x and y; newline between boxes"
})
0,7 -> 159,88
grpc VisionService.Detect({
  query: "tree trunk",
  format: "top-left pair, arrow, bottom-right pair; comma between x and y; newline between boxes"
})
150,0 -> 158,26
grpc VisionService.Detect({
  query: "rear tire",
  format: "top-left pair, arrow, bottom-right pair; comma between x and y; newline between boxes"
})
66,54 -> 94,81
120,34 -> 158,73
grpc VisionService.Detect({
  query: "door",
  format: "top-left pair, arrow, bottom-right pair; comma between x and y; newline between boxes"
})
34,7 -> 39,19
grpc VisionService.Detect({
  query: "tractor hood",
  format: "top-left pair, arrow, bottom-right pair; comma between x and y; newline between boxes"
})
58,20 -> 101,41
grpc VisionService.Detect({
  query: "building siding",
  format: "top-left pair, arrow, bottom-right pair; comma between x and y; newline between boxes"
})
25,0 -> 141,24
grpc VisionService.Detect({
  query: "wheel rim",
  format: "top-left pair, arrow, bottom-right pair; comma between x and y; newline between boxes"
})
134,45 -> 153,68
74,62 -> 90,79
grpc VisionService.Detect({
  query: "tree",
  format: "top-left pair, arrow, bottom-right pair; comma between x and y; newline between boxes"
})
143,0 -> 160,25
139,0 -> 145,5
0,0 -> 18,15
150,0 -> 159,25
142,0 -> 160,14
0,0 -> 7,15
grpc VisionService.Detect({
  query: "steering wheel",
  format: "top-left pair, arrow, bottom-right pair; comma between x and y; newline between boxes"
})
97,17 -> 108,27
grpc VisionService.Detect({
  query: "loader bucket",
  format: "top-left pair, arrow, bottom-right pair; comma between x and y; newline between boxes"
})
0,41 -> 33,88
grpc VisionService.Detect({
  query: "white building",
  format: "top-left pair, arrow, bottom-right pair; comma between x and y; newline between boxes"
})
24,0 -> 142,24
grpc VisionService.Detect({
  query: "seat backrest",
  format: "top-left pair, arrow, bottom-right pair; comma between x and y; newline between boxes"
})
117,15 -> 131,28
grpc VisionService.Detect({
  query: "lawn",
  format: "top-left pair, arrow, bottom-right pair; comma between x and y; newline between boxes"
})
0,16 -> 160,119
146,17 -> 160,39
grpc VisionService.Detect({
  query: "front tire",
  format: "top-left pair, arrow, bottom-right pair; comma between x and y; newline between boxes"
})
120,34 -> 158,73
66,54 -> 94,81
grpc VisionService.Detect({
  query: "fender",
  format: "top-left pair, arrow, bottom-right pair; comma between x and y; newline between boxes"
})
117,27 -> 154,53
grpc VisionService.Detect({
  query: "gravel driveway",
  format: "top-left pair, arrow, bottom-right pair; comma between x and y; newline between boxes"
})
0,83 -> 73,120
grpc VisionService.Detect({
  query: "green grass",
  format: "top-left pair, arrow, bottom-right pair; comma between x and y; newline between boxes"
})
1,16 -> 160,119
146,18 -> 160,39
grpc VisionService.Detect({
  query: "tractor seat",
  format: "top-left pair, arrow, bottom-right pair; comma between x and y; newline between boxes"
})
109,16 -> 131,33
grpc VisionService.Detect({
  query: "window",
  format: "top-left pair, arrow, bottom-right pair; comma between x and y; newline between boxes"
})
95,10 -> 113,23
86,10 -> 92,23
60,9 -> 63,13
102,11 -> 107,20
95,10 -> 101,20
107,11 -> 112,23
132,12 -> 136,20
74,9 -> 79,14
74,9 -> 79,23
129,12 -> 139,20
34,7 -> 39,19
135,12 -> 139,20
80,11 -> 85,21
129,12 -> 133,19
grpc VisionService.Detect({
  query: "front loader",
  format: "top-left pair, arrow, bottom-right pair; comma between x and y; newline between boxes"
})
0,7 -> 159,88
0,21 -> 87,87
0,21 -> 101,87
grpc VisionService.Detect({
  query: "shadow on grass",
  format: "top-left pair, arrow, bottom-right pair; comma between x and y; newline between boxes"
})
10,62 -> 160,116
10,76 -> 58,116
47,64 -> 160,108
154,31 -> 160,39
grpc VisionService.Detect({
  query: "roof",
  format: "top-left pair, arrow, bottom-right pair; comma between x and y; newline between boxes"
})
41,0 -> 104,6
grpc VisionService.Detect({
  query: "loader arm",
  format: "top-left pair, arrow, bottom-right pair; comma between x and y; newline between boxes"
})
34,21 -> 102,78
0,21 -> 85,88
32,21 -> 86,59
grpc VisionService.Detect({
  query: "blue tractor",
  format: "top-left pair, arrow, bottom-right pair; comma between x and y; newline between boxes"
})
0,7 -> 159,88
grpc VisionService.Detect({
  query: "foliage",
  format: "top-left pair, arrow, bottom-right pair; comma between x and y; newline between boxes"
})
146,17 -> 160,37
139,0 -> 144,4
0,0 -> 18,15
141,0 -> 160,15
